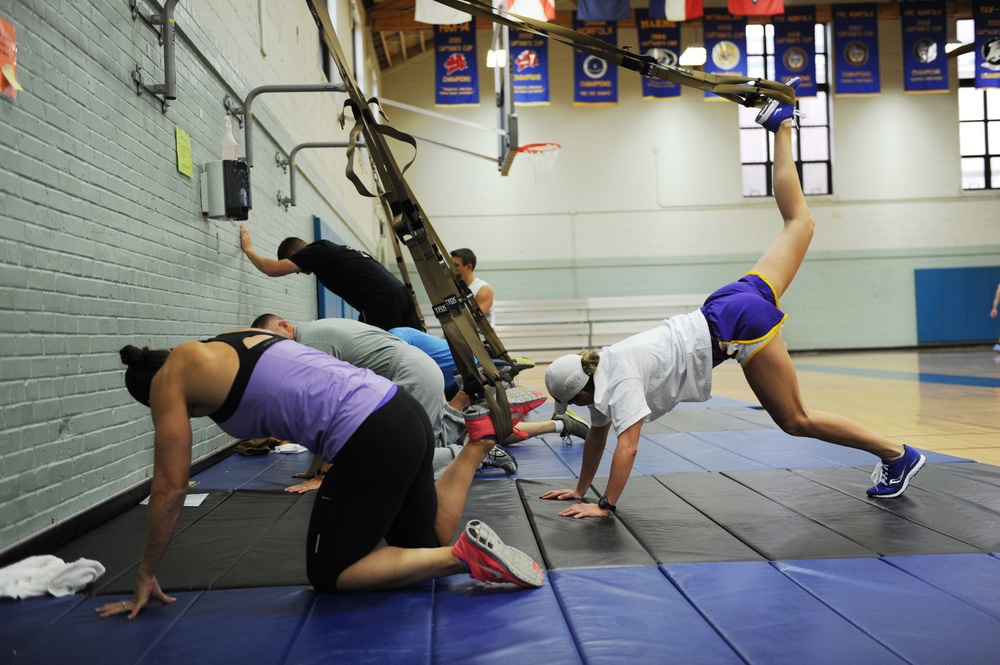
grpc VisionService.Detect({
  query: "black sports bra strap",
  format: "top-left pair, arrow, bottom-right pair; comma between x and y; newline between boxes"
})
203,331 -> 286,423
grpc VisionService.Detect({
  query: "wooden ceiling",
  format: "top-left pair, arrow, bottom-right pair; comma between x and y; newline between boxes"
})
364,0 -> 975,72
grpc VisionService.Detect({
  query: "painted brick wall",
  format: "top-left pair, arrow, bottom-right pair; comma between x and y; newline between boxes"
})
0,0 -> 380,553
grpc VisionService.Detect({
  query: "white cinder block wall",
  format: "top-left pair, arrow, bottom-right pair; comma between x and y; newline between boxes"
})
0,0 -> 381,553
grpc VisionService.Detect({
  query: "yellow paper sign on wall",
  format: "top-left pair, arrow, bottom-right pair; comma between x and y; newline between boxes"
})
0,16 -> 20,99
175,127 -> 193,178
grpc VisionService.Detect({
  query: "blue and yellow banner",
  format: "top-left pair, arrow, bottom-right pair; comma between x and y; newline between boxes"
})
635,9 -> 682,99
511,29 -> 550,105
434,23 -> 479,106
900,1 -> 948,93
974,0 -> 1000,89
573,15 -> 618,105
832,3 -> 880,96
773,5 -> 816,97
703,10 -> 747,100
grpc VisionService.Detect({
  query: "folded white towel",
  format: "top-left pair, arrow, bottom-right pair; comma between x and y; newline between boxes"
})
0,555 -> 106,599
274,443 -> 309,454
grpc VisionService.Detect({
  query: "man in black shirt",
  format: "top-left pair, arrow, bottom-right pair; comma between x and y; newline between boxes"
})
240,225 -> 422,331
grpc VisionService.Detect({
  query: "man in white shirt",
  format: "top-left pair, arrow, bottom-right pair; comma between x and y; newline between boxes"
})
450,248 -> 496,327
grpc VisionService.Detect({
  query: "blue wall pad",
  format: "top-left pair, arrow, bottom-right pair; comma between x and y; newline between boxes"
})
516,479 -> 656,569
654,472 -> 874,559
794,466 -> 1000,551
433,574 -> 582,664
694,429 -> 877,468
287,584 -> 432,665
642,407 -> 772,434
191,452 -> 312,491
643,432 -> 774,472
774,558 -> 1000,662
633,435 -> 710,475
500,439 -> 577,479
726,469 -> 980,556
603,476 -> 764,564
5,591 -> 203,664
664,561 -> 907,664
455,478 -> 545,565
550,567 -> 742,664
135,586 -> 316,665
884,553 -> 1000,622
0,594 -> 84,659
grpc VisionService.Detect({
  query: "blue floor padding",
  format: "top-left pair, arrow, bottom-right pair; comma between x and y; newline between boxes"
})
5,591 -> 203,665
773,558 -> 1000,663
642,432 -> 774,472
663,561 -> 908,664
135,587 -> 316,665
550,567 -> 743,664
191,452 -> 312,491
287,585 -> 433,665
884,553 -> 1000,622
0,594 -> 84,660
432,574 -> 582,664
501,439 -> 577,478
694,429 -> 878,467
644,407 -> 772,433
632,435 -> 710,474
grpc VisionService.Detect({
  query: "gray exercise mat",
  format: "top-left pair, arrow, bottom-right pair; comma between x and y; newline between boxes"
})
457,478 -> 545,567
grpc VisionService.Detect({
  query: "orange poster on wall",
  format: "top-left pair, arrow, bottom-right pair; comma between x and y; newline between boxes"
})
1,16 -> 20,99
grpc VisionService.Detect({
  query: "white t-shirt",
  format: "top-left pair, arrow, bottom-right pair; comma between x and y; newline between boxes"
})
589,309 -> 714,434
469,277 -> 496,326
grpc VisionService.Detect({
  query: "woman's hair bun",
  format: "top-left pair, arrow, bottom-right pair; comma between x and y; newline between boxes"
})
119,345 -> 149,367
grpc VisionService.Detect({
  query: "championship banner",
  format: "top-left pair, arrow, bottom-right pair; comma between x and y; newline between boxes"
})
901,1 -> 948,93
511,29 -> 550,105
702,10 -> 747,100
434,22 -> 479,106
773,5 -> 817,97
573,15 -> 618,105
832,3 -> 880,96
974,0 -> 1000,89
635,9 -> 682,99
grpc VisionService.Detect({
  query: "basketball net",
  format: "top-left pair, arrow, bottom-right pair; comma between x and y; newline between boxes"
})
518,142 -> 561,182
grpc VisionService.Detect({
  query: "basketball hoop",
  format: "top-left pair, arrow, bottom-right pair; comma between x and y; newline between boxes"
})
518,142 -> 561,182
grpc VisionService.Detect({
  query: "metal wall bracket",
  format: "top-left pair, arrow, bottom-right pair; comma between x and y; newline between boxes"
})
130,0 -> 180,113
274,141 -> 356,210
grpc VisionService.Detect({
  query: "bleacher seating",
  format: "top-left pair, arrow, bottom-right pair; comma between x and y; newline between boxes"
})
420,294 -> 707,362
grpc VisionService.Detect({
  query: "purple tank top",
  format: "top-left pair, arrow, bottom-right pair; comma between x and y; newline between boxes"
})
213,337 -> 395,461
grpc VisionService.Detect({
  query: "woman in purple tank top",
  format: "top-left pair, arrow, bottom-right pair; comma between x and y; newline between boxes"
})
96,328 -> 542,620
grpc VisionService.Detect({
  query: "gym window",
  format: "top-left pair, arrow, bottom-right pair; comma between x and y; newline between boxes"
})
956,19 -> 1000,190
739,23 -> 833,197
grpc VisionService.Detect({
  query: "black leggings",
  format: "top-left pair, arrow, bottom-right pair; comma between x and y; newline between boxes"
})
305,389 -> 438,592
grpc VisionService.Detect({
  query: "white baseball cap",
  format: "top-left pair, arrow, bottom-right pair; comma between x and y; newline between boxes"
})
545,353 -> 590,403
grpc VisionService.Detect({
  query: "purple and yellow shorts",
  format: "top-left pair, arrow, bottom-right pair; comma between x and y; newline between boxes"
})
701,272 -> 787,367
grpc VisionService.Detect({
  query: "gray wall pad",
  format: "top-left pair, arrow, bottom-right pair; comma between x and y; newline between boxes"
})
457,480 -> 546,566
727,469 -> 981,556
653,473 -> 875,560
54,493 -> 231,595
91,492 -> 304,595
516,479 -> 656,570
930,462 -> 1000,488
908,466 -> 1000,514
794,466 -> 1000,551
601,475 -> 765,564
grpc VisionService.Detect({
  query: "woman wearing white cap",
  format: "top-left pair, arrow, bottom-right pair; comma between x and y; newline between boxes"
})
540,104 -> 925,518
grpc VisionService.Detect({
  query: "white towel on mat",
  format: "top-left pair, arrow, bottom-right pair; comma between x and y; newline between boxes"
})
0,555 -> 106,599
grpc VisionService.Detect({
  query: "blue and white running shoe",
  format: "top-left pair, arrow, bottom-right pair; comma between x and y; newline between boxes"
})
755,77 -> 802,132
867,444 -> 926,498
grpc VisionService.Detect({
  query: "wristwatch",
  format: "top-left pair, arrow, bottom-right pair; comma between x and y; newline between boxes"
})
597,496 -> 616,513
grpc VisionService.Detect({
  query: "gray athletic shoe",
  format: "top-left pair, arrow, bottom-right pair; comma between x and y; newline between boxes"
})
480,445 -> 518,475
553,408 -> 590,442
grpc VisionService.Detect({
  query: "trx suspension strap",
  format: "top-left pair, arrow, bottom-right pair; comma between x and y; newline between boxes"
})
430,0 -> 796,108
305,0 -> 517,441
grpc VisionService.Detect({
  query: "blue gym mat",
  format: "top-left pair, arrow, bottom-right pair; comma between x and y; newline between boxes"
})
9,395 -> 997,664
